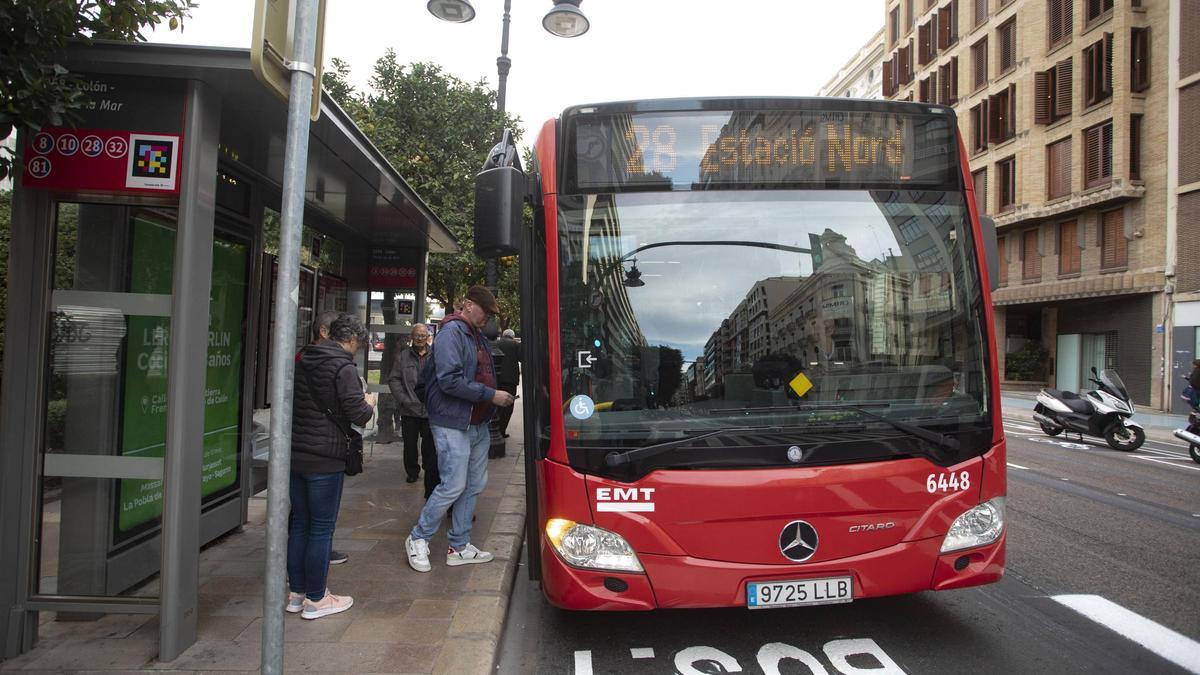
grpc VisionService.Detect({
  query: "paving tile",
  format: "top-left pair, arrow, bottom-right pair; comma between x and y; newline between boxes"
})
432,638 -> 495,675
339,617 -> 451,645
404,599 -> 458,621
281,642 -> 437,673
234,615 -> 353,643
145,639 -> 261,671
129,614 -> 256,642
447,596 -> 503,640
17,638 -> 157,670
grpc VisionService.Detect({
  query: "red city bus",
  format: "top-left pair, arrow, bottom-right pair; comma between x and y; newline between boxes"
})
475,98 -> 1005,611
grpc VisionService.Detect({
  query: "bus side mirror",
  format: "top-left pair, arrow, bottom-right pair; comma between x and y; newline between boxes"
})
980,216 -> 999,291
474,165 -> 525,258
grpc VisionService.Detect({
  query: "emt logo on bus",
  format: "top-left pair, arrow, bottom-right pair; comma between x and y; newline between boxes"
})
596,487 -> 656,512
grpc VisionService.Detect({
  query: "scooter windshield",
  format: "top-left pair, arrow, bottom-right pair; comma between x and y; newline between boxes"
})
1101,369 -> 1130,400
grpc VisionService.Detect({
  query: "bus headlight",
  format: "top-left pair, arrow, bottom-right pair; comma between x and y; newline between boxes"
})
940,497 -> 1005,553
545,518 -> 644,573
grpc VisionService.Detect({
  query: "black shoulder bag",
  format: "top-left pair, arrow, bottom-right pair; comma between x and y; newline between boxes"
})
301,361 -> 364,476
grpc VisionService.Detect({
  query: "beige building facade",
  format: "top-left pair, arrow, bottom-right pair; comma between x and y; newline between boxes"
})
818,28 -> 887,99
881,0 -> 1179,408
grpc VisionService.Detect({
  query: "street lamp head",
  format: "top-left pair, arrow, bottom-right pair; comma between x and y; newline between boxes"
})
427,0 -> 475,23
543,0 -> 589,38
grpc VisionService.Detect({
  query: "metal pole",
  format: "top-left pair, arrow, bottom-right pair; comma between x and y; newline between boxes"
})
487,0 -> 512,291
159,79 -> 220,662
261,0 -> 320,671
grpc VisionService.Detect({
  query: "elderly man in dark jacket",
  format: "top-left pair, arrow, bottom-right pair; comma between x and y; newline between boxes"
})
388,323 -> 439,497
287,314 -> 373,620
405,286 -> 514,572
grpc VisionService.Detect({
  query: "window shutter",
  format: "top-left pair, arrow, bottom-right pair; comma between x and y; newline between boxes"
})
974,169 -> 988,217
919,22 -> 931,65
1084,125 -> 1100,186
951,56 -> 959,101
1059,221 -> 1080,274
988,93 -> 1000,143
1007,82 -> 1017,137
1048,0 -> 1063,46
975,0 -> 987,26
1101,121 -> 1113,179
1035,71 -> 1051,124
1101,209 -> 1126,268
938,5 -> 951,48
1000,21 -> 1016,72
1102,32 -> 1113,96
1131,27 -> 1150,92
1130,114 -> 1142,180
1048,138 -> 1071,198
1056,57 -> 1073,115
930,13 -> 939,59
929,70 -> 938,104
883,58 -> 894,97
1023,229 -> 1041,280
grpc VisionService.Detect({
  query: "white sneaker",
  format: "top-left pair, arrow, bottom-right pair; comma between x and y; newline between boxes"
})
286,591 -> 304,614
406,535 -> 431,573
300,590 -> 353,620
446,543 -> 494,566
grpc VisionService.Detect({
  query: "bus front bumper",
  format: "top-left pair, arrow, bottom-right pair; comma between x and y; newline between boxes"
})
540,531 -> 1005,610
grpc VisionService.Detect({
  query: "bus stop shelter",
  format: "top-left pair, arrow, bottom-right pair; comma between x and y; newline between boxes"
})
0,40 -> 455,661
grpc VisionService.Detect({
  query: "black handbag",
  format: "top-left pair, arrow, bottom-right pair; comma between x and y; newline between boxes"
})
301,362 -> 364,476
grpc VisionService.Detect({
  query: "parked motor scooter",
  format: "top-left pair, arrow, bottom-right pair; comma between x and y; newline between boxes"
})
1033,367 -> 1145,451
1172,376 -> 1200,464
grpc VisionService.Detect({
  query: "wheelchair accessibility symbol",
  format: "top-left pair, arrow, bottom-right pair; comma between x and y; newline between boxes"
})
570,395 -> 595,420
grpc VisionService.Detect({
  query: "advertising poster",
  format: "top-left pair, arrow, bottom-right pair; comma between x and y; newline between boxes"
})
117,217 -> 247,534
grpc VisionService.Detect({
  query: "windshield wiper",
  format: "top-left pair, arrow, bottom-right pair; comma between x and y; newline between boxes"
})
604,426 -> 772,468
793,403 -> 961,458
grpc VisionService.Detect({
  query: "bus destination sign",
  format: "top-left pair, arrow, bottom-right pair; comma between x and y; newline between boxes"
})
570,109 -> 957,192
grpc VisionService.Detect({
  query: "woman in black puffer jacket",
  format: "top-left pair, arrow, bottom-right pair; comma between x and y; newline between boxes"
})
286,313 -> 372,620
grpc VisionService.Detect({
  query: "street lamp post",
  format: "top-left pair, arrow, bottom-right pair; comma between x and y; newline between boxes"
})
428,0 -> 589,455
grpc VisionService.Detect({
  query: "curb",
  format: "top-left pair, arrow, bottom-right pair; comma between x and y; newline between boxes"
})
432,448 -> 526,675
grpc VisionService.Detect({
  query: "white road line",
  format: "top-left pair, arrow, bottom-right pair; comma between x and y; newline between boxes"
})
630,648 -> 655,659
1052,595 -> 1200,673
1007,462 -> 1029,470
574,650 -> 593,675
1130,455 -> 1200,472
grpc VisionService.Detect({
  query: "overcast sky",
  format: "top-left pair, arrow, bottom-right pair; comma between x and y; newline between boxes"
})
148,0 -> 883,146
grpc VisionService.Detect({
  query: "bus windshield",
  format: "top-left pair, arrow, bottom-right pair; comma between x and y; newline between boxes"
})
556,188 -> 993,474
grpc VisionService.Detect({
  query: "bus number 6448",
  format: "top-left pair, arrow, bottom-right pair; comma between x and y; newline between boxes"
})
926,471 -> 970,493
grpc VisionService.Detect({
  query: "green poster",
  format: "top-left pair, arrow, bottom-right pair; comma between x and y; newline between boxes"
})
118,216 -> 247,533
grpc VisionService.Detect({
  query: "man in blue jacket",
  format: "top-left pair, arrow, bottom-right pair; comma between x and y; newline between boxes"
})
405,286 -> 515,572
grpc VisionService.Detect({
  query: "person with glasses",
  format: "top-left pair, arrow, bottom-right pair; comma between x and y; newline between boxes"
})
405,286 -> 515,572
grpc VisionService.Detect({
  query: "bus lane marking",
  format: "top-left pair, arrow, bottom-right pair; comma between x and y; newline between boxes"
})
1052,594 -> 1200,673
574,650 -> 593,675
630,647 -> 654,659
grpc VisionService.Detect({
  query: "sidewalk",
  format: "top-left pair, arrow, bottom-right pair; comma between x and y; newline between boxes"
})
1000,389 -> 1188,441
1,410 -> 527,673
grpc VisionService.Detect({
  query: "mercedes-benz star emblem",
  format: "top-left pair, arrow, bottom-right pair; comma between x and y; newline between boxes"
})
779,520 -> 819,562
786,446 -> 804,463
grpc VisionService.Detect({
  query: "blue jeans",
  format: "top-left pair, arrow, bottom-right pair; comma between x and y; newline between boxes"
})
411,423 -> 490,550
287,471 -> 345,601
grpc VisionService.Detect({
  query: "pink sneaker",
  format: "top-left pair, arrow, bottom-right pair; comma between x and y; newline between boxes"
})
300,590 -> 353,620
286,591 -> 304,614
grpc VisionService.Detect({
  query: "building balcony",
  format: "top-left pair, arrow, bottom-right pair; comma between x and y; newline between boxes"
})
992,179 -> 1145,229
992,269 -> 1165,306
